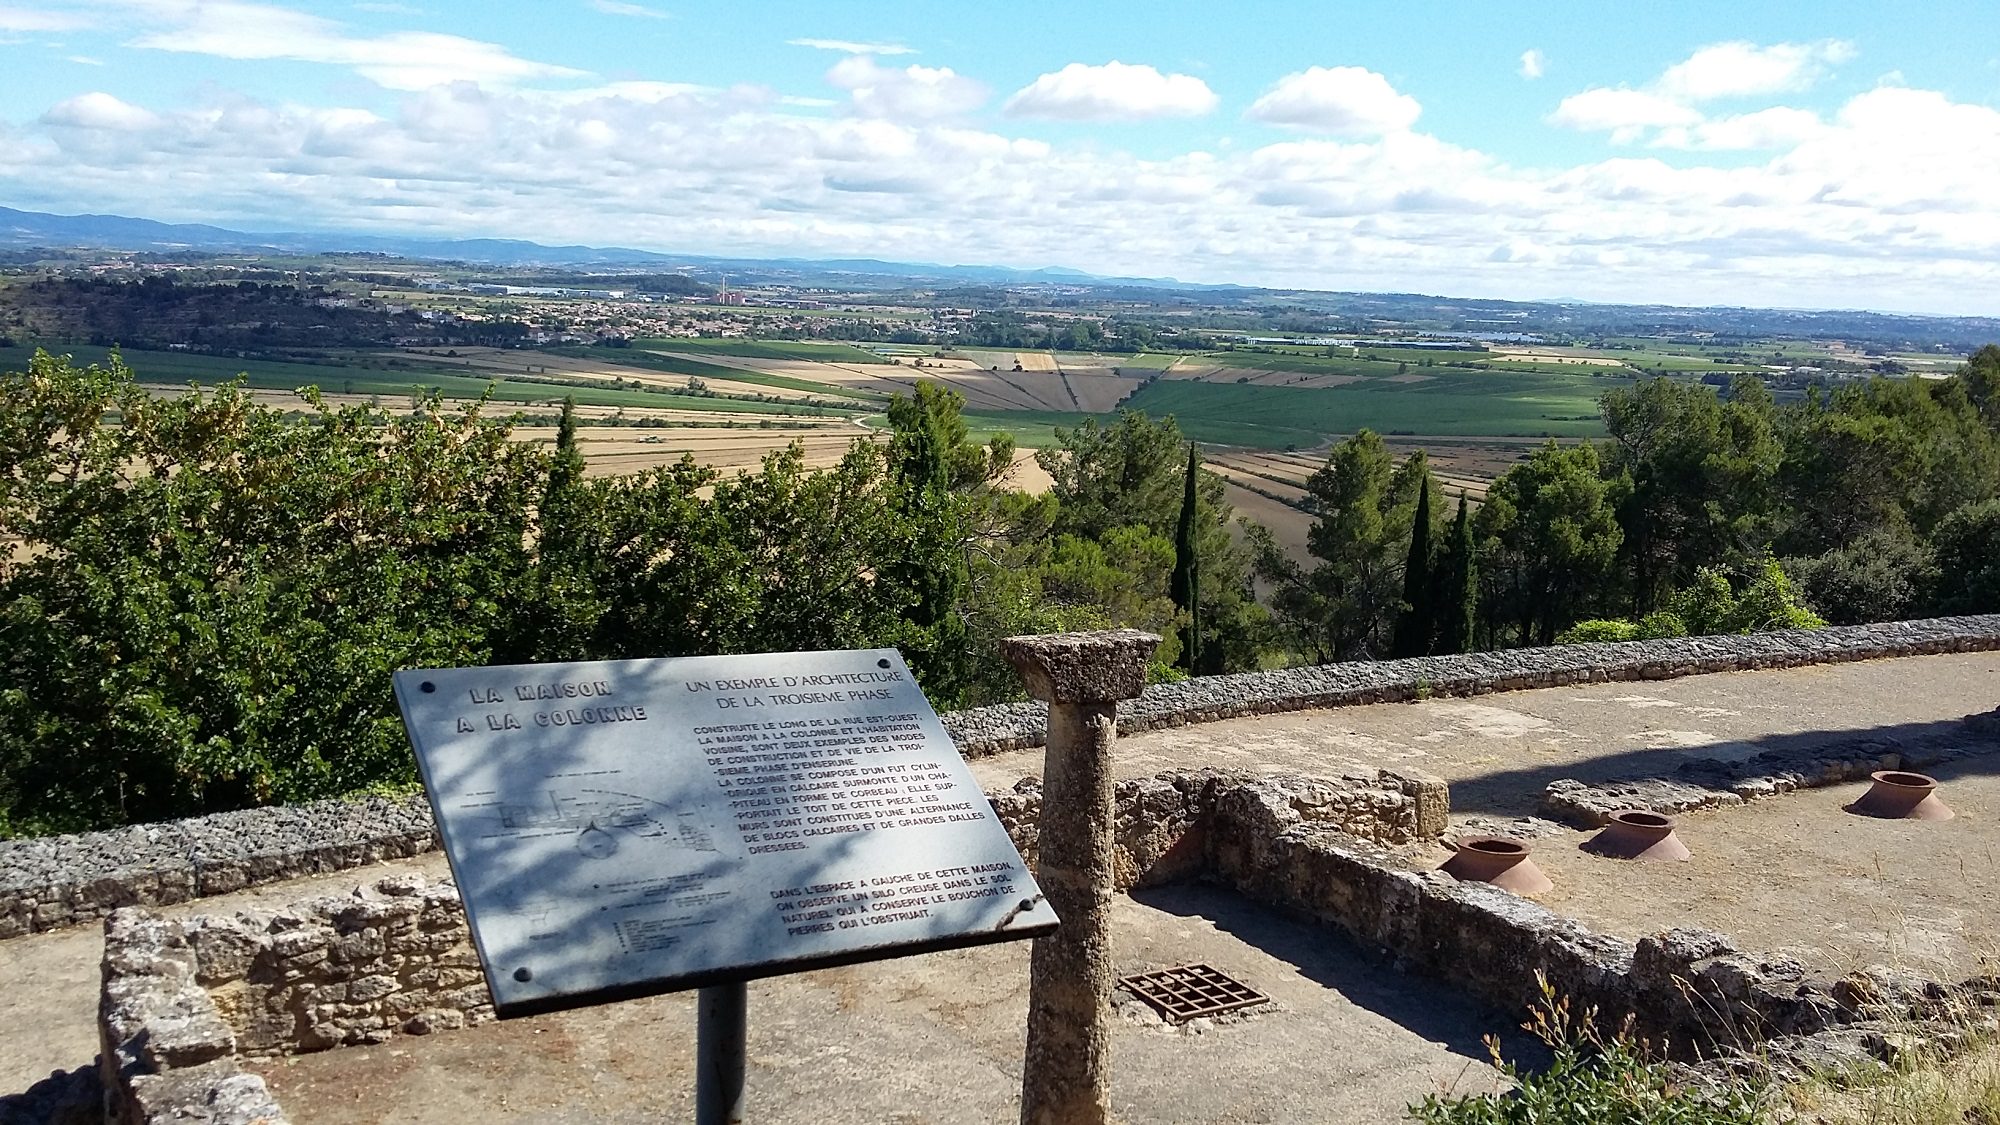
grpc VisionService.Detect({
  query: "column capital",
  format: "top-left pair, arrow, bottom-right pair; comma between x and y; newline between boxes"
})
999,629 -> 1162,705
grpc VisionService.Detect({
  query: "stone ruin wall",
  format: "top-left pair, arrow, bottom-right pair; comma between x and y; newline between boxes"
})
98,875 -> 485,1125
98,757 -> 1999,1124
95,767 -> 1449,1125
9,613 -> 1998,943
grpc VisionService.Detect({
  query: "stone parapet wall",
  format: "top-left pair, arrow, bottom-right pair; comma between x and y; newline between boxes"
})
2,794 -> 438,939
945,615 -> 2000,755
11,614 -> 1997,941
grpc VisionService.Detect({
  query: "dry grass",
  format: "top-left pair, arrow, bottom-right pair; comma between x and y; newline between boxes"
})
1780,1033 -> 2000,1124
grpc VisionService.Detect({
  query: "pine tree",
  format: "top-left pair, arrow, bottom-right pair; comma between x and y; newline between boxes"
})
1437,493 -> 1478,654
1393,476 -> 1434,657
1170,442 -> 1202,673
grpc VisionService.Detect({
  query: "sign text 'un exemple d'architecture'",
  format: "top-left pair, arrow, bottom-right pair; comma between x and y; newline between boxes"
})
394,649 -> 1055,1017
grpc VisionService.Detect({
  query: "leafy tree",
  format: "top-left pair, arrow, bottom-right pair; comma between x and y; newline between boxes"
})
1775,372 -> 2000,558
0,351 -> 538,834
1600,376 -> 1779,613
1929,499 -> 2000,615
495,395 -> 604,663
1254,432 -> 1427,662
1476,441 -> 1622,646
1040,410 -> 1264,674
882,384 -> 977,705
1783,526 -> 1937,626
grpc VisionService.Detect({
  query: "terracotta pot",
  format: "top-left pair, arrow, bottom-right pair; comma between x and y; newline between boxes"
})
1582,810 -> 1692,862
1848,771 -> 1953,821
1439,836 -> 1554,896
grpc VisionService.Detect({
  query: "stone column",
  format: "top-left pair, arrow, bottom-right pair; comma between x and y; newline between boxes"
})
1002,629 -> 1161,1125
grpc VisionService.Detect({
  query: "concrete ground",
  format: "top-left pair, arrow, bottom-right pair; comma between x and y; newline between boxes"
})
246,885 -> 1524,1125
969,651 -> 2000,819
4,651 -> 1996,1119
1520,763 -> 2000,982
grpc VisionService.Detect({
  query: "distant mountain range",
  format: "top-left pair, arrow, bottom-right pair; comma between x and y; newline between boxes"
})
0,205 -> 1199,289
8,205 -> 2000,351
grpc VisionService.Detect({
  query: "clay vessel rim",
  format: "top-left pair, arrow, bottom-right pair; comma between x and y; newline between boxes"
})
1869,770 -> 1937,790
1607,810 -> 1674,830
1456,836 -> 1528,857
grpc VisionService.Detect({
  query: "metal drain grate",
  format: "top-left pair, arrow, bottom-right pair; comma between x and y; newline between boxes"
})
1117,963 -> 1268,1023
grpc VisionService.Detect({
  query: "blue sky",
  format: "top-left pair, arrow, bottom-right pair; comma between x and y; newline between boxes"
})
4,0 -> 2000,313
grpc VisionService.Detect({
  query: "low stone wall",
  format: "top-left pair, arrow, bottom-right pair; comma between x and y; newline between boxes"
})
945,614 -> 2000,755
103,762 -> 1979,1122
991,767 -> 1447,891
1,794 -> 438,939
1542,724 -> 2000,826
12,614 -> 1997,941
1202,777 -> 1975,1059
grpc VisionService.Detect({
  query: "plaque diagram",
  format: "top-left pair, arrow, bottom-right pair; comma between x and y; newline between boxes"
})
497,788 -> 723,862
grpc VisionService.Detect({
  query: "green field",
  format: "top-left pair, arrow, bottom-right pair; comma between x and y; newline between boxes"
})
1,344 -> 854,417
1117,373 -> 1615,444
1195,348 -> 1638,380
1107,352 -> 1184,370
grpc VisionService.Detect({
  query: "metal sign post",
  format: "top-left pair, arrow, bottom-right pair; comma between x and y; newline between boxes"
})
696,982 -> 747,1125
394,648 -> 1056,1119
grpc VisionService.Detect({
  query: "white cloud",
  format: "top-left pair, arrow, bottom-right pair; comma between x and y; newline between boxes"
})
1655,106 -> 1827,151
825,56 -> 985,119
1549,87 -> 1703,142
1003,61 -> 1216,121
587,0 -> 669,17
67,54 -> 105,65
789,38 -> 915,56
12,63 -> 2000,315
1657,39 -> 1855,102
1552,39 -> 1856,147
41,91 -> 158,131
1246,66 -> 1420,136
0,5 -> 92,33
1519,49 -> 1544,80
128,1 -> 586,90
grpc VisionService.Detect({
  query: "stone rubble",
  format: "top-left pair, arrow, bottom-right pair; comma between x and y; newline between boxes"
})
1539,727 -> 2000,826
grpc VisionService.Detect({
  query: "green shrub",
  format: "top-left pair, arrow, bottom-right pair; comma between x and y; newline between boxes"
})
1555,619 -> 1641,644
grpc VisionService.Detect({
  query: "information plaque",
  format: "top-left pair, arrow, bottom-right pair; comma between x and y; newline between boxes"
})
394,649 -> 1056,1017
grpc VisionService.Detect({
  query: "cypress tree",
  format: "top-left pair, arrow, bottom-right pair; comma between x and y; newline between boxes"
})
1170,443 -> 1201,673
542,395 -> 585,563
1437,492 -> 1478,654
1393,477 -> 1434,657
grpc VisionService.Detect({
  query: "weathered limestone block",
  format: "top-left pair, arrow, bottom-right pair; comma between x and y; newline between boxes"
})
126,1062 -> 288,1125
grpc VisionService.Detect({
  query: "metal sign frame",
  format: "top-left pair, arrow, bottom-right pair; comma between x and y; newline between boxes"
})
394,648 -> 1056,1020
